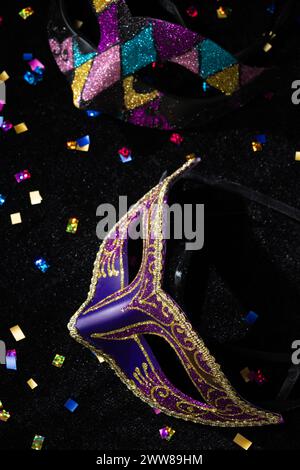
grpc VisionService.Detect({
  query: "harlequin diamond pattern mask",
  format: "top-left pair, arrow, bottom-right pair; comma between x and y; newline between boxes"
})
48,0 -> 266,129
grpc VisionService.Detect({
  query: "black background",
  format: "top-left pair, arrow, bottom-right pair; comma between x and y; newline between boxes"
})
1,0 -> 300,452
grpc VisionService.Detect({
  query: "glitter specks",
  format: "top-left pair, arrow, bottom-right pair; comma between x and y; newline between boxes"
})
199,39 -> 237,79
121,25 -> 156,77
159,426 -> 175,441
34,258 -> 50,273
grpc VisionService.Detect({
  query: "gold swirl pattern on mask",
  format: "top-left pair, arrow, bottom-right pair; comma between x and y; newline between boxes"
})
68,159 -> 282,426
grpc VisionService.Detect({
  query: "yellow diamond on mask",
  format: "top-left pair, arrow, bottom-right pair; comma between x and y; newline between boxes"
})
207,64 -> 239,96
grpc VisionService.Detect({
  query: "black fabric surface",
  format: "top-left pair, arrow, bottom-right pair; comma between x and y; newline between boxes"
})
1,0 -> 300,451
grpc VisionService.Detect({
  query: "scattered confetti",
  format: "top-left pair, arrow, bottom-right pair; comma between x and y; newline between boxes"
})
252,141 -> 263,152
96,353 -> 105,364
23,53 -> 33,61
244,311 -> 258,325
52,354 -> 65,368
10,212 -> 22,225
170,133 -> 184,146
295,151 -> 300,161
67,135 -> 90,152
6,350 -> 17,370
0,71 -> 9,82
216,6 -> 232,19
186,6 -> 198,18
0,194 -> 6,206
253,369 -> 267,386
153,408 -> 162,415
10,325 -> 26,342
240,367 -> 252,383
27,378 -> 38,390
119,147 -> 132,163
66,218 -> 79,234
31,435 -> 45,450
1,120 -> 13,132
233,433 -> 252,450
28,59 -> 45,72
23,71 -> 41,86
19,7 -> 34,20
202,82 -> 209,92
15,169 -> 31,183
159,426 -> 176,441
64,398 -> 79,413
30,190 -> 43,205
34,258 -> 50,273
255,134 -> 267,145
14,122 -> 28,134
86,110 -> 101,118
263,42 -> 273,53
0,410 -> 11,422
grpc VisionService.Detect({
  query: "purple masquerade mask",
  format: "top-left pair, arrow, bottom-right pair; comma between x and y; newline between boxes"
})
68,156 -> 283,427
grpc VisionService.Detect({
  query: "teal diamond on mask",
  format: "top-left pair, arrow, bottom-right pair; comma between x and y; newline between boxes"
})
121,25 -> 157,77
199,39 -> 237,79
73,41 -> 97,68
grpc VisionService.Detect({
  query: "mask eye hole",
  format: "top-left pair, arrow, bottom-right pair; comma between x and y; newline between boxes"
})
63,0 -> 100,47
136,62 -> 220,99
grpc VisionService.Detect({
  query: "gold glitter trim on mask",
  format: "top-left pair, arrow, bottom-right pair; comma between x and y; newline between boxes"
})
67,158 -> 282,427
123,76 -> 160,111
207,64 -> 240,96
72,59 -> 93,108
92,0 -> 117,14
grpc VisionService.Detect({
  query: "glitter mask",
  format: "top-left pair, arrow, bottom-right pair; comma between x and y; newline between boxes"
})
48,0 -> 270,130
68,157 -> 284,426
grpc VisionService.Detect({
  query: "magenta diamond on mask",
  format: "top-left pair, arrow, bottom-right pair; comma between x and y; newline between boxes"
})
153,19 -> 200,62
97,4 -> 120,53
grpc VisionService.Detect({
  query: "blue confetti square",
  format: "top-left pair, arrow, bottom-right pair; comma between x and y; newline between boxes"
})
34,258 -> 50,273
244,311 -> 259,325
255,134 -> 267,144
24,71 -> 38,85
121,25 -> 157,77
23,53 -> 33,61
64,398 -> 79,413
86,110 -> 101,118
76,135 -> 90,147
0,194 -> 6,206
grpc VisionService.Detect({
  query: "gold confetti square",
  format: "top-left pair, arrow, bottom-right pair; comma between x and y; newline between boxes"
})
240,367 -> 251,383
0,410 -> 10,422
263,42 -> 272,53
30,191 -> 43,205
233,433 -> 252,450
0,71 -> 9,82
295,151 -> 300,161
10,212 -> 22,225
14,123 -> 28,134
10,325 -> 26,342
252,141 -> 263,152
96,353 -> 105,364
27,379 -> 38,390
